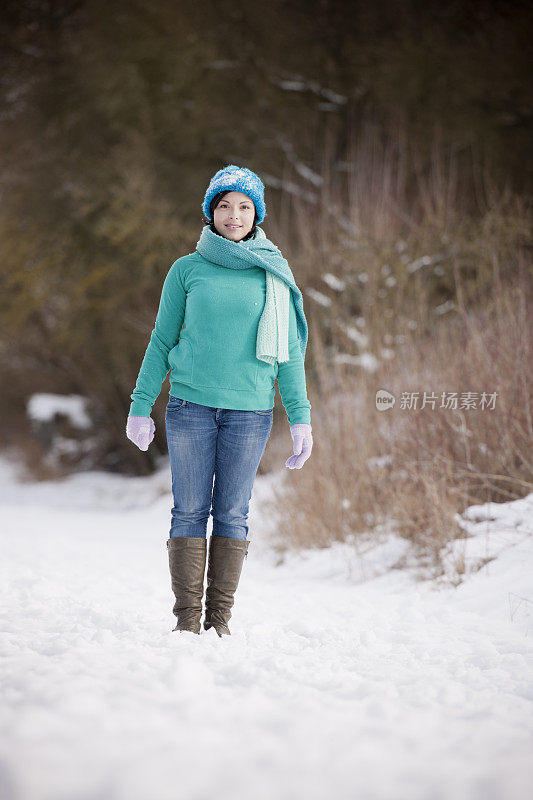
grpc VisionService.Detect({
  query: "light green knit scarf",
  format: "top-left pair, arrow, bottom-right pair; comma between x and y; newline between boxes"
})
196,226 -> 292,365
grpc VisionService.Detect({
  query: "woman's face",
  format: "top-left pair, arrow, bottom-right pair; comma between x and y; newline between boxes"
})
213,191 -> 255,241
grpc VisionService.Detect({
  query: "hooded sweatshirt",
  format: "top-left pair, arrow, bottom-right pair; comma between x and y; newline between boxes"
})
129,237 -> 312,425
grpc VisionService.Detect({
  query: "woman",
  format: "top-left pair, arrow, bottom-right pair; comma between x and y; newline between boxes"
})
126,165 -> 313,637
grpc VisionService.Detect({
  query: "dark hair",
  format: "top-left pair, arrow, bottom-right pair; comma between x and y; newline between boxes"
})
202,190 -> 258,241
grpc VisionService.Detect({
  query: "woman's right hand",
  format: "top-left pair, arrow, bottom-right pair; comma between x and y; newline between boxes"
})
126,415 -> 155,451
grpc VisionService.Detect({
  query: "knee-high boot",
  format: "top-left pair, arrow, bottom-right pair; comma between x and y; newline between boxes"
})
167,537 -> 207,634
203,535 -> 249,636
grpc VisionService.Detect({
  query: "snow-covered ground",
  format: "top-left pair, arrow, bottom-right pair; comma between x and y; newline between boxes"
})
1,454 -> 532,800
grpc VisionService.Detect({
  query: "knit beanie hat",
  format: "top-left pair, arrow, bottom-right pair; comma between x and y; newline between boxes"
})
202,165 -> 266,224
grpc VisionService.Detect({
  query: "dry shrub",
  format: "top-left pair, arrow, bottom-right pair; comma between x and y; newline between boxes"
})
265,127 -> 532,582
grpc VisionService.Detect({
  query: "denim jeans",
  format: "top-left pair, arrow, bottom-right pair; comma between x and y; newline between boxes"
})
165,396 -> 273,540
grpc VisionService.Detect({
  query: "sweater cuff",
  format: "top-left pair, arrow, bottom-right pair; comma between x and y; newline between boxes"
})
288,411 -> 311,426
129,399 -> 153,418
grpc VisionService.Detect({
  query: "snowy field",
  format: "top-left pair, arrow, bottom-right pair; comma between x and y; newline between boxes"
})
1,454 -> 532,800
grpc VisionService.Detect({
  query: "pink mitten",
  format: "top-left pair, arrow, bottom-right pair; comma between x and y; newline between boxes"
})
126,415 -> 155,451
285,423 -> 313,469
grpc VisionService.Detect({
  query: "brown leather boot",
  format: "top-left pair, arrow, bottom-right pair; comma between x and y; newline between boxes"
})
167,537 -> 207,634
203,535 -> 249,636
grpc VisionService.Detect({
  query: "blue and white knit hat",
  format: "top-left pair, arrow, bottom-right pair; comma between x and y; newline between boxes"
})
202,164 -> 266,223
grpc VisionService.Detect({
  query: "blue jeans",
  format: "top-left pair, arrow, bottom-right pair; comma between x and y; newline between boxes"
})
165,396 -> 273,540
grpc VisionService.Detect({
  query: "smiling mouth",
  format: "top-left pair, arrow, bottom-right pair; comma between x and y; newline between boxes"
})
226,225 -> 241,228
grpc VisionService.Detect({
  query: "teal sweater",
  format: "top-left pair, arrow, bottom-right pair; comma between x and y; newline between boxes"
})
129,251 -> 312,425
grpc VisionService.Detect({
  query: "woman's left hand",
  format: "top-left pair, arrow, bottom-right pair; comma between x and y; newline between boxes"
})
285,423 -> 313,469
